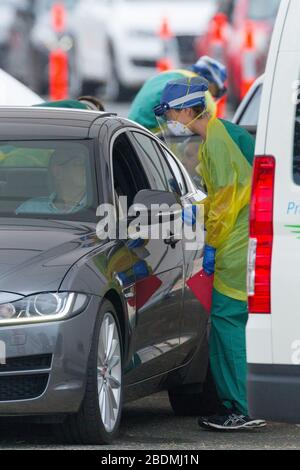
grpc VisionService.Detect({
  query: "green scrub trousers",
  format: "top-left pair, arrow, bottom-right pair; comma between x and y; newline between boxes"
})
210,288 -> 249,416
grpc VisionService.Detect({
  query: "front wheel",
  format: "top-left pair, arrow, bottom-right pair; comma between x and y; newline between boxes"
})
57,300 -> 123,445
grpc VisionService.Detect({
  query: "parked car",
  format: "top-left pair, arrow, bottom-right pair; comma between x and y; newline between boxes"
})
0,68 -> 41,105
232,74 -> 264,136
0,106 -> 214,444
197,0 -> 281,104
247,0 -> 300,424
103,0 -> 218,100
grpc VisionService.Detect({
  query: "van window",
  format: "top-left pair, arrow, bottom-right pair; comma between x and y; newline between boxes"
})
293,102 -> 300,185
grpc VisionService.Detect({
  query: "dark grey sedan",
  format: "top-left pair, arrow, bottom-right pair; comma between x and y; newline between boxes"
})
0,107 -> 213,445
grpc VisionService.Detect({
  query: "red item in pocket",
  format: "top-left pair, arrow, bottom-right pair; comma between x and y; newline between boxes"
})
187,270 -> 214,314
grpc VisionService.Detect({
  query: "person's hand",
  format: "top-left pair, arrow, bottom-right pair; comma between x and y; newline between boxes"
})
203,245 -> 216,276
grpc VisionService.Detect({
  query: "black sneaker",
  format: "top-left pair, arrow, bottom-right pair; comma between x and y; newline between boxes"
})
198,413 -> 267,431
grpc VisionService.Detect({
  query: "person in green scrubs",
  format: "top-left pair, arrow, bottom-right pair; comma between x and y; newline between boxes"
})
154,76 -> 266,431
128,56 -> 228,132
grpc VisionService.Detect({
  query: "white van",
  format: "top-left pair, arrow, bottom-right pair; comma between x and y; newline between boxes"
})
247,0 -> 300,423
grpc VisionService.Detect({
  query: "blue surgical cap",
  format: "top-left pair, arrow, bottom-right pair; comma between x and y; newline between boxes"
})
154,77 -> 209,117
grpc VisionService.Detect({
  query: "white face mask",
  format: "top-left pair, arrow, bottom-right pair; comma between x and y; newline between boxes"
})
167,120 -> 194,137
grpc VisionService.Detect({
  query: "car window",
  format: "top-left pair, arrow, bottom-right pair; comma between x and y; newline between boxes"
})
0,140 -> 98,221
248,0 -> 280,21
159,147 -> 188,196
238,84 -> 263,127
159,135 -> 206,193
112,133 -> 150,209
131,132 -> 182,196
293,100 -> 300,185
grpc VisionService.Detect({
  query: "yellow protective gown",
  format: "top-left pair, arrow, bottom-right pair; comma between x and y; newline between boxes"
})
197,116 -> 253,301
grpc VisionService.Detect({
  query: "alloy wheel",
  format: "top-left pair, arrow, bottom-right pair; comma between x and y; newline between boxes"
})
97,312 -> 122,433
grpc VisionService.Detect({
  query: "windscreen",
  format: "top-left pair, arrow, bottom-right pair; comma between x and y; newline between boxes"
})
0,140 -> 98,221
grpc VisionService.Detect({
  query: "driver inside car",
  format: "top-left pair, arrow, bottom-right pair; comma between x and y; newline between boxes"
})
16,149 -> 87,215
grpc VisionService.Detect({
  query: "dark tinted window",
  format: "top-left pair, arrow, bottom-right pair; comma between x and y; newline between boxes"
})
294,102 -> 300,185
131,132 -> 181,195
113,133 -> 150,207
160,147 -> 188,196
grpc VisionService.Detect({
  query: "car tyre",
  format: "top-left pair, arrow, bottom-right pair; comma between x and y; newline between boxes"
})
56,300 -> 123,445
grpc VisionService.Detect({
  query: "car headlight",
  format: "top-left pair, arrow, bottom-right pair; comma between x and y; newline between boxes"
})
0,293 -> 88,326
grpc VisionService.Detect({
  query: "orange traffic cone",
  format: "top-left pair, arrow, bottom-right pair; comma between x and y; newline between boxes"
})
156,17 -> 176,73
209,13 -> 228,117
216,94 -> 227,118
51,2 -> 66,33
49,49 -> 69,101
209,13 -> 227,64
49,2 -> 69,100
240,22 -> 257,100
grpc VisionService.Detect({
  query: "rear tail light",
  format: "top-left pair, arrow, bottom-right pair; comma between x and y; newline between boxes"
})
248,156 -> 275,314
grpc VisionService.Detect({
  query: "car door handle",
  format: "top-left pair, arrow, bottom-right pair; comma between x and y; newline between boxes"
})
164,233 -> 180,249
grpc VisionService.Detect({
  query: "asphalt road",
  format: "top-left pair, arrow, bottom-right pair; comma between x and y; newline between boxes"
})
0,392 -> 299,450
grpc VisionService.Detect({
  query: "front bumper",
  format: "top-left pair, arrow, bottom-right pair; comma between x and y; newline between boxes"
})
248,364 -> 300,424
0,296 -> 99,416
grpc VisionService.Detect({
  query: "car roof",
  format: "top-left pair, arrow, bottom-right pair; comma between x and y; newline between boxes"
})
0,107 -> 118,140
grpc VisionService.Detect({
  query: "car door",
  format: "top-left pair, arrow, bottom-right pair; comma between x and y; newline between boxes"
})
158,143 -> 209,367
111,130 -> 184,383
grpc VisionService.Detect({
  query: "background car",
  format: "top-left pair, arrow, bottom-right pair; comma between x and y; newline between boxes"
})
104,0 -> 218,100
0,106 -> 216,444
0,68 -> 41,105
67,0 -> 219,100
197,0 -> 281,105
232,73 -> 264,136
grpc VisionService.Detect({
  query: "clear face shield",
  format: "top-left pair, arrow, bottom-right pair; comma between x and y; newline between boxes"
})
154,105 -> 207,192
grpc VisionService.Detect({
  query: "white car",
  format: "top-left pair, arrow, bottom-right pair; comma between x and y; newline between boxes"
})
246,0 -> 300,424
104,0 -> 218,99
0,69 -> 41,106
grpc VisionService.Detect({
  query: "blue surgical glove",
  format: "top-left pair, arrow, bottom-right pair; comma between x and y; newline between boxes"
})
203,245 -> 216,276
182,205 -> 197,226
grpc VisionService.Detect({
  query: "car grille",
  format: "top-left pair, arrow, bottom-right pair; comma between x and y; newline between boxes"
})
176,35 -> 198,65
0,354 -> 52,373
131,58 -> 157,68
0,354 -> 52,401
0,374 -> 49,401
